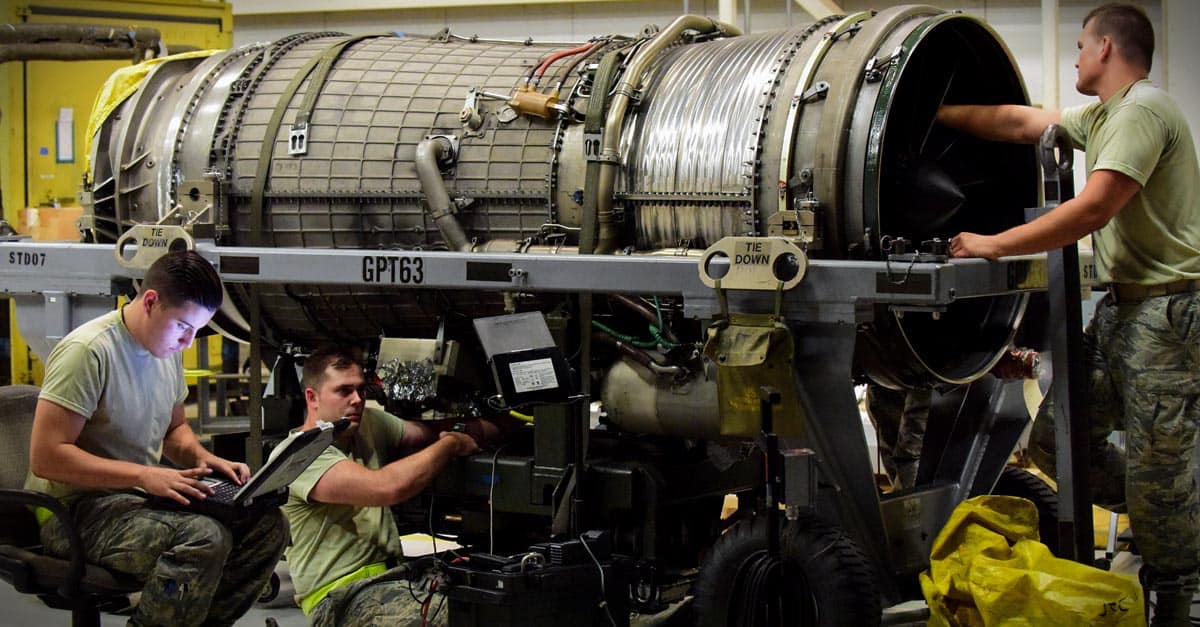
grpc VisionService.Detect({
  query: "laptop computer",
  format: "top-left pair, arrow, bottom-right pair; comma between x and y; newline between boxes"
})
151,418 -> 348,522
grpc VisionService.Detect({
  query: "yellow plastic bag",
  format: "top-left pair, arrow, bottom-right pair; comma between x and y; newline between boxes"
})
920,495 -> 1144,626
85,49 -> 220,171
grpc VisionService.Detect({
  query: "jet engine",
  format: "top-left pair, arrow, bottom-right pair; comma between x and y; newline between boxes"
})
61,7 -> 1050,620
86,4 -> 1036,413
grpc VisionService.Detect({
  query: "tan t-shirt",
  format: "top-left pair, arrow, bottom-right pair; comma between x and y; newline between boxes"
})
1059,79 -> 1200,285
280,407 -> 407,601
25,308 -> 188,499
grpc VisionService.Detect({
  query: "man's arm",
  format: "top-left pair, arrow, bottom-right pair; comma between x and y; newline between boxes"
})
161,403 -> 250,485
397,416 -> 505,449
950,169 -> 1141,259
29,399 -> 213,504
307,432 -> 479,507
937,104 -> 1061,144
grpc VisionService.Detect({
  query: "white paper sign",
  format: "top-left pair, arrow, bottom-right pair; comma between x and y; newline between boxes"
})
509,358 -> 558,393
56,107 -> 74,163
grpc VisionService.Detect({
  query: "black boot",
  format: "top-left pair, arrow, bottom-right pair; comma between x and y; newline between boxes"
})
1150,591 -> 1194,627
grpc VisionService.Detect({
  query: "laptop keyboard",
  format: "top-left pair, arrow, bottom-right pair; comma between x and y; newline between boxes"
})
202,479 -> 241,504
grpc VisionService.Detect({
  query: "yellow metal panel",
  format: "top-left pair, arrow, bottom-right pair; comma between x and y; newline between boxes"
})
18,0 -> 232,211
8,302 -> 44,385
235,0 -> 628,16
4,0 -> 232,385
24,58 -> 110,209
1,63 -> 24,235
182,335 -> 225,385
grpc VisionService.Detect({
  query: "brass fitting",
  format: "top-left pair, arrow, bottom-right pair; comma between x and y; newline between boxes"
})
508,86 -> 560,119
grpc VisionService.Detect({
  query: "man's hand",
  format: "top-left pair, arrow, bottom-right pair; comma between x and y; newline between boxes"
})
138,466 -> 213,505
949,232 -> 1003,260
198,454 -> 251,485
990,347 -> 1041,380
438,430 -> 481,457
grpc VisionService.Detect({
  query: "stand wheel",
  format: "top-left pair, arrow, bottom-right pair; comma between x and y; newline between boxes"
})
258,572 -> 281,604
692,512 -> 881,626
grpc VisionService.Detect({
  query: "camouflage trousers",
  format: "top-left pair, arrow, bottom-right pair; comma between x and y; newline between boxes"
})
866,384 -> 931,490
41,492 -> 289,627
309,561 -> 447,627
1030,291 -> 1200,594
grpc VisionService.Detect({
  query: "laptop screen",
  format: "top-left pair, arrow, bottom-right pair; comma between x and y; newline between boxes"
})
234,419 -> 347,502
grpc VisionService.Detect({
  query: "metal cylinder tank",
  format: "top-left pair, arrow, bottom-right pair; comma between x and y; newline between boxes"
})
85,4 -> 1036,398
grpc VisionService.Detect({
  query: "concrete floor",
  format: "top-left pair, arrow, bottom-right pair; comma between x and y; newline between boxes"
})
0,535 -> 447,627
2,534 -> 1189,625
1,559 -> 307,627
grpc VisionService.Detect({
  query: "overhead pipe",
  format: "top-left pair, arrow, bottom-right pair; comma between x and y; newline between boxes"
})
0,23 -> 162,63
594,15 -> 741,253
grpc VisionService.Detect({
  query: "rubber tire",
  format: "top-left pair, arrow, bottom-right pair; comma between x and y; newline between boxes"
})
992,465 -> 1059,550
692,512 -> 881,627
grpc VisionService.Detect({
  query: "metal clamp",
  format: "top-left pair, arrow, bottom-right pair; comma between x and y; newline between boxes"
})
114,224 -> 195,269
460,88 -> 486,134
288,122 -> 309,155
864,46 -> 902,82
798,80 -> 830,104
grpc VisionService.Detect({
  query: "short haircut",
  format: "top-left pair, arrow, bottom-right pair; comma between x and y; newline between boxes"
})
141,250 -> 223,311
1084,3 -> 1154,71
302,345 -> 363,391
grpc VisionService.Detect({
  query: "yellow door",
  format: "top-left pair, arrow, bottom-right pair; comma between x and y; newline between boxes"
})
1,0 -> 232,384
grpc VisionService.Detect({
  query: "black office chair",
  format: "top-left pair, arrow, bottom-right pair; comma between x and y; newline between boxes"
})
0,384 -> 140,627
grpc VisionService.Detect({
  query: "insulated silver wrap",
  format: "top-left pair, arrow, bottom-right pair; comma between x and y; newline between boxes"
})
622,31 -> 798,247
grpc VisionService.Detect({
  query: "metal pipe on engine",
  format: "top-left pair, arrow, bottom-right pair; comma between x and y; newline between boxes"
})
594,15 -> 740,253
592,331 -> 681,377
415,136 -> 472,252
609,293 -> 679,344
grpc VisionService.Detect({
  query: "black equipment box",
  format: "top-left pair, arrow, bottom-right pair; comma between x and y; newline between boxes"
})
445,556 -> 629,627
472,312 -> 575,407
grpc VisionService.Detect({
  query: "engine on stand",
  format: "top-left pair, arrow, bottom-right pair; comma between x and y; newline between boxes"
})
1,5 -> 1071,625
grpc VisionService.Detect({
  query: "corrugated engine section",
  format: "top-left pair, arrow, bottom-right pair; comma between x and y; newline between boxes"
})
229,35 -> 570,251
621,31 -> 797,248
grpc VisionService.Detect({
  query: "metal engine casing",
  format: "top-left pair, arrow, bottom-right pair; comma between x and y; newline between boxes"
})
86,6 -> 1039,433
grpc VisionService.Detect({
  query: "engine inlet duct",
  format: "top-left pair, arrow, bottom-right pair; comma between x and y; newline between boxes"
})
85,5 -> 1036,389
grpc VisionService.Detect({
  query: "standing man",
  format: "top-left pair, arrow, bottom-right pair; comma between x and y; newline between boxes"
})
938,5 -> 1200,625
27,250 -> 289,626
281,345 -> 502,626
864,384 -> 931,491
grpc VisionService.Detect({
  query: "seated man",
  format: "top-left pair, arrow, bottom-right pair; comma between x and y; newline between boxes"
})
27,250 -> 289,626
282,345 -> 502,626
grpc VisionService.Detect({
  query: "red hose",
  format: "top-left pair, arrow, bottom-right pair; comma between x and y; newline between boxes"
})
534,42 -> 595,79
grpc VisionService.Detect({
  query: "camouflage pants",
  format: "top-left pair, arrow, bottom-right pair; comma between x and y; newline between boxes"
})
41,492 -> 289,627
866,384 -> 931,490
309,562 -> 447,627
1030,291 -> 1200,594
